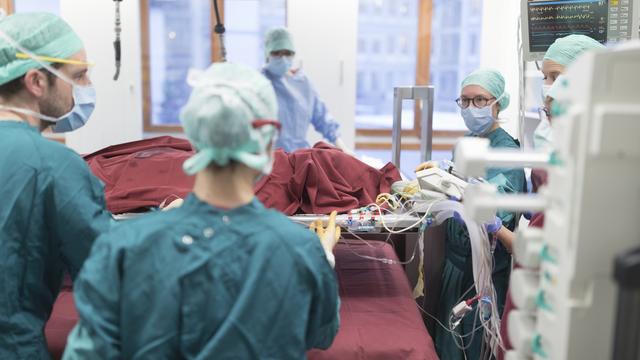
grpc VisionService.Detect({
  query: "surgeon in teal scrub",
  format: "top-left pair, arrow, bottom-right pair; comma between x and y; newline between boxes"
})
0,12 -> 112,359
63,63 -> 341,359
432,69 -> 526,360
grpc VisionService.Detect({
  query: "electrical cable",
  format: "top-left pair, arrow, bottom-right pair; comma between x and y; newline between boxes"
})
294,196 -> 504,354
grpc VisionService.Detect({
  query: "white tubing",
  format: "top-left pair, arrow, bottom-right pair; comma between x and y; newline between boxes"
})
424,199 -> 503,356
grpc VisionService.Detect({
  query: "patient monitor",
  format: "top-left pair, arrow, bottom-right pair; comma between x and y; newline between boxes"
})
522,0 -> 640,61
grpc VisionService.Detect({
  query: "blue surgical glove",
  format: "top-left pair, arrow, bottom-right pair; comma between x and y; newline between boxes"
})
452,211 -> 465,225
484,216 -> 502,234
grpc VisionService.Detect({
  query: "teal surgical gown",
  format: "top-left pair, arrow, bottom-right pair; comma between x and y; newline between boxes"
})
435,127 -> 526,360
263,69 -> 340,152
0,121 -> 112,359
63,194 -> 340,359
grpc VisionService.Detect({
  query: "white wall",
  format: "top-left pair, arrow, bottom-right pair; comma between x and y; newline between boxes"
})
287,0 -> 358,149
480,0 -> 521,139
60,0 -> 143,154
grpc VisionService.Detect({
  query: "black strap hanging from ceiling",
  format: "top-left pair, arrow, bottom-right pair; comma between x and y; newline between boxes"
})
113,0 -> 123,81
212,0 -> 226,62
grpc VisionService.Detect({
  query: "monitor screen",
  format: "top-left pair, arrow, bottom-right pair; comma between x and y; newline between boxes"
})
527,0 -> 608,54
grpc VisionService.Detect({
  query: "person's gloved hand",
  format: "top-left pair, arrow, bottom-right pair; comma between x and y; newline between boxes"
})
309,211 -> 342,255
415,161 -> 439,172
334,138 -> 356,156
160,198 -> 184,211
484,216 -> 502,234
452,211 -> 502,234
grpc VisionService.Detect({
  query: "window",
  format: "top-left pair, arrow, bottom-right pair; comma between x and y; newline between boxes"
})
142,0 -> 286,130
442,0 -> 462,27
13,0 -> 59,13
224,0 -> 286,69
147,0 -> 211,126
441,34 -> 460,64
469,33 -> 479,57
355,0 -> 483,175
430,0 -> 483,128
358,38 -> 367,53
355,0 -> 418,130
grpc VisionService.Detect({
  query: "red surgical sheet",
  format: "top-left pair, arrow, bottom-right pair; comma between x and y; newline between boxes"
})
308,241 -> 439,360
84,137 -> 401,215
46,242 -> 437,359
45,290 -> 77,360
255,143 -> 401,215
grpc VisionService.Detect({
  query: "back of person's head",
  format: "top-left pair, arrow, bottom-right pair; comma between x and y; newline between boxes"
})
180,63 -> 280,176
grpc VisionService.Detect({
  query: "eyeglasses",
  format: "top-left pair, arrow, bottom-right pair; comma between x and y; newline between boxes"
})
455,96 -> 496,109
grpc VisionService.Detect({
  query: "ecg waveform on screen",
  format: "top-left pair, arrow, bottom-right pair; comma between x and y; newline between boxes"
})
529,4 -> 592,12
531,23 -> 594,32
531,14 -> 592,21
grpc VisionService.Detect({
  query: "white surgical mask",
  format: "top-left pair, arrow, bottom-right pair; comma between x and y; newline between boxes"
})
460,94 -> 503,136
541,84 -> 552,102
50,84 -> 96,132
534,114 -> 553,151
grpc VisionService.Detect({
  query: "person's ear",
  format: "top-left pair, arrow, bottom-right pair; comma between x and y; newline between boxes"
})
22,70 -> 48,98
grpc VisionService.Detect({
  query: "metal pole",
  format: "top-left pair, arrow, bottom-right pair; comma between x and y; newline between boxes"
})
420,87 -> 434,163
392,86 -> 435,168
392,88 -> 404,167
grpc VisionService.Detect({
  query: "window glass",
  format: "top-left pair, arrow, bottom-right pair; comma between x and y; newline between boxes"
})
149,0 -> 211,125
355,0 -> 419,130
148,0 -> 285,126
224,0 -> 286,69
14,0 -> 60,14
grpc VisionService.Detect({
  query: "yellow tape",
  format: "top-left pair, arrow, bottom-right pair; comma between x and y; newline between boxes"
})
16,53 -> 95,67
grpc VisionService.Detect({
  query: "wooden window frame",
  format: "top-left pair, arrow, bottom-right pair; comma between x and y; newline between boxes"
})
141,0 -> 225,133
140,0 -> 461,150
356,0 -> 467,151
356,0 -> 431,138
0,0 -> 14,13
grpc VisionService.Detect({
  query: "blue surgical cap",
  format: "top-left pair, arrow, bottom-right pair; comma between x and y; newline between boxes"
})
0,12 -> 84,86
264,28 -> 295,58
543,34 -> 605,67
461,68 -> 510,111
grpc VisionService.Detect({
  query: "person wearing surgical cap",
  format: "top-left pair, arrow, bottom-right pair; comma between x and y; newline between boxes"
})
541,34 -> 605,87
0,12 -> 112,358
63,63 -> 341,359
262,27 -> 350,154
493,35 -> 606,360
430,68 -> 526,360
535,34 -> 605,150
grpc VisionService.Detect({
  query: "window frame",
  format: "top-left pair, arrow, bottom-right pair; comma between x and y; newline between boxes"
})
1,0 -> 13,13
139,0 -> 465,150
356,0 -> 465,150
140,0 -> 225,133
